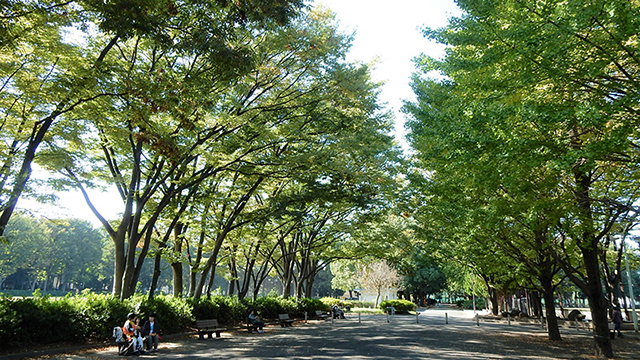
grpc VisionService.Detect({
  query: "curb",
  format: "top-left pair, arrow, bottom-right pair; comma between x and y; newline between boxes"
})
0,332 -> 193,360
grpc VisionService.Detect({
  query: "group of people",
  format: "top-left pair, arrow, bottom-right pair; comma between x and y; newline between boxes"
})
122,312 -> 161,354
331,304 -> 346,319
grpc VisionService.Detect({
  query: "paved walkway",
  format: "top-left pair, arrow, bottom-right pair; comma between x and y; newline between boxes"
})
20,308 -> 640,360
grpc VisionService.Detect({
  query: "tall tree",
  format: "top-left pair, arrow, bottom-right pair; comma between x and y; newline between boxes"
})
405,0 -> 640,356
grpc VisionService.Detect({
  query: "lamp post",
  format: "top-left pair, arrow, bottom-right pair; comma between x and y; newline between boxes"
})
623,237 -> 639,332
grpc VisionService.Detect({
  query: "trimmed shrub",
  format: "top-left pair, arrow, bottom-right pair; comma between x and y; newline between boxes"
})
246,296 -> 297,320
127,295 -> 193,334
319,297 -> 344,308
457,298 -> 485,310
190,296 -> 248,325
0,292 -> 332,349
295,297 -> 328,315
0,294 -> 81,346
73,292 -> 129,341
378,300 -> 416,314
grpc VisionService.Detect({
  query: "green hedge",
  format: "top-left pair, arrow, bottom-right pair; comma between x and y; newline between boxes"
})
378,300 -> 416,314
0,292 -> 327,350
456,298 -> 485,310
319,297 -> 376,310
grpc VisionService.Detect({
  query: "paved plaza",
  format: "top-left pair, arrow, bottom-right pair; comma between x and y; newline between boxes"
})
14,308 -> 640,360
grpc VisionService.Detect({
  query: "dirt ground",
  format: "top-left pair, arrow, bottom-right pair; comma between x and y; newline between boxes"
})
7,307 -> 640,360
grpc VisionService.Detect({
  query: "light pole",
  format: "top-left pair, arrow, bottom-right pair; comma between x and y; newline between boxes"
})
623,237 -> 639,332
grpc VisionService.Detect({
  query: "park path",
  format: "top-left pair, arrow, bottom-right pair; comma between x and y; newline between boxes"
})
31,308 -> 640,360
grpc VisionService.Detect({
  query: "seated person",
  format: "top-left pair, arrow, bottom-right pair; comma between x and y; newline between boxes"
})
123,313 -> 145,354
248,309 -> 265,333
142,313 -> 160,352
331,305 -> 345,319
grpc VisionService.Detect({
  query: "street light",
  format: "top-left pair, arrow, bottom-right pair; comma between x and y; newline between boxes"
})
623,236 -> 639,332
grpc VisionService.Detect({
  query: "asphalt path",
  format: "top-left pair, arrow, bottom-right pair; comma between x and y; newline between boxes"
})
35,308 -> 640,360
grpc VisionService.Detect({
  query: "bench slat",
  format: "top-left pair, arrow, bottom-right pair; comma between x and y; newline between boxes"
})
195,319 -> 226,339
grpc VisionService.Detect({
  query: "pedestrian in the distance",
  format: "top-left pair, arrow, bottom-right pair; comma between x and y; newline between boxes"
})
612,306 -> 624,338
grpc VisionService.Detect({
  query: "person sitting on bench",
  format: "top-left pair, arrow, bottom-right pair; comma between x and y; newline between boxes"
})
248,309 -> 265,333
142,313 -> 160,352
123,313 -> 145,354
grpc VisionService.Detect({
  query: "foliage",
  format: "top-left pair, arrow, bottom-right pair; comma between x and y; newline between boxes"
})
126,295 -> 193,335
405,0 -> 640,355
378,299 -> 416,314
246,296 -> 298,320
0,293 -> 328,349
456,298 -> 486,310
0,294 -> 80,346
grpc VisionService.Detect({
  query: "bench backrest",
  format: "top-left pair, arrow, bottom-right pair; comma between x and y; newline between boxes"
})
195,319 -> 219,329
278,314 -> 290,321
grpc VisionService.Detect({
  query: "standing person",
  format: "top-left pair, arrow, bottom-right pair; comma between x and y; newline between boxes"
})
612,306 -> 624,338
142,313 -> 160,352
248,309 -> 265,333
123,313 -> 145,354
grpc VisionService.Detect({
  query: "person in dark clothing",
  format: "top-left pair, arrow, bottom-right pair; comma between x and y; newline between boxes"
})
248,309 -> 265,333
612,306 -> 624,338
142,313 -> 160,351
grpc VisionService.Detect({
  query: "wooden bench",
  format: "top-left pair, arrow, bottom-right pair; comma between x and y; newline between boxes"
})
242,321 -> 260,333
278,313 -> 295,327
195,319 -> 226,339
315,310 -> 329,320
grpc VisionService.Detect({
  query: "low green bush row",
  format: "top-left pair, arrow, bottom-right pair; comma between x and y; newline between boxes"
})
0,292 -> 326,350
456,298 -> 486,310
318,297 -> 375,309
378,300 -> 416,314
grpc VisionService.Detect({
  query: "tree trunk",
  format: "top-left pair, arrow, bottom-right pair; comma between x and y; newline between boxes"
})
148,250 -> 163,300
573,167 -> 613,358
540,277 -> 561,341
0,115 -> 56,236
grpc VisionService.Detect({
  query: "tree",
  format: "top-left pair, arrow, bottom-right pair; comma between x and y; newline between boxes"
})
397,248 -> 446,305
405,0 -> 640,356
356,260 -> 399,307
0,213 -> 52,290
330,260 -> 359,298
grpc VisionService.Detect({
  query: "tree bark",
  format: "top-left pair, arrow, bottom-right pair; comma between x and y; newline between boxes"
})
540,277 -> 561,341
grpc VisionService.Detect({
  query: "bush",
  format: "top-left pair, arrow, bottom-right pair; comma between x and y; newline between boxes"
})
0,294 -> 81,346
295,297 -> 328,315
246,296 -> 297,320
343,300 -> 375,309
73,291 -> 129,341
127,295 -> 193,334
319,297 -> 344,308
456,298 -> 485,310
189,296 -> 247,325
378,300 -> 416,314
0,292 -> 329,349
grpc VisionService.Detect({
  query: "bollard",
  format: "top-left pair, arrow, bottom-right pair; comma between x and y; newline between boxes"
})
445,313 -> 448,324
416,312 -> 419,324
332,314 -> 334,325
387,311 -> 390,323
305,311 -> 308,323
508,314 -> 511,326
476,314 -> 479,326
358,312 -> 361,324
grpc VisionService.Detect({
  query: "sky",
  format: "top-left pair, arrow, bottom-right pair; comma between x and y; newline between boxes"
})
317,0 -> 461,143
17,0 -> 462,225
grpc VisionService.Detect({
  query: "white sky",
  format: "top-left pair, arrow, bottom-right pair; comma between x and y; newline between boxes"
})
316,0 -> 461,143
17,0 -> 462,225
